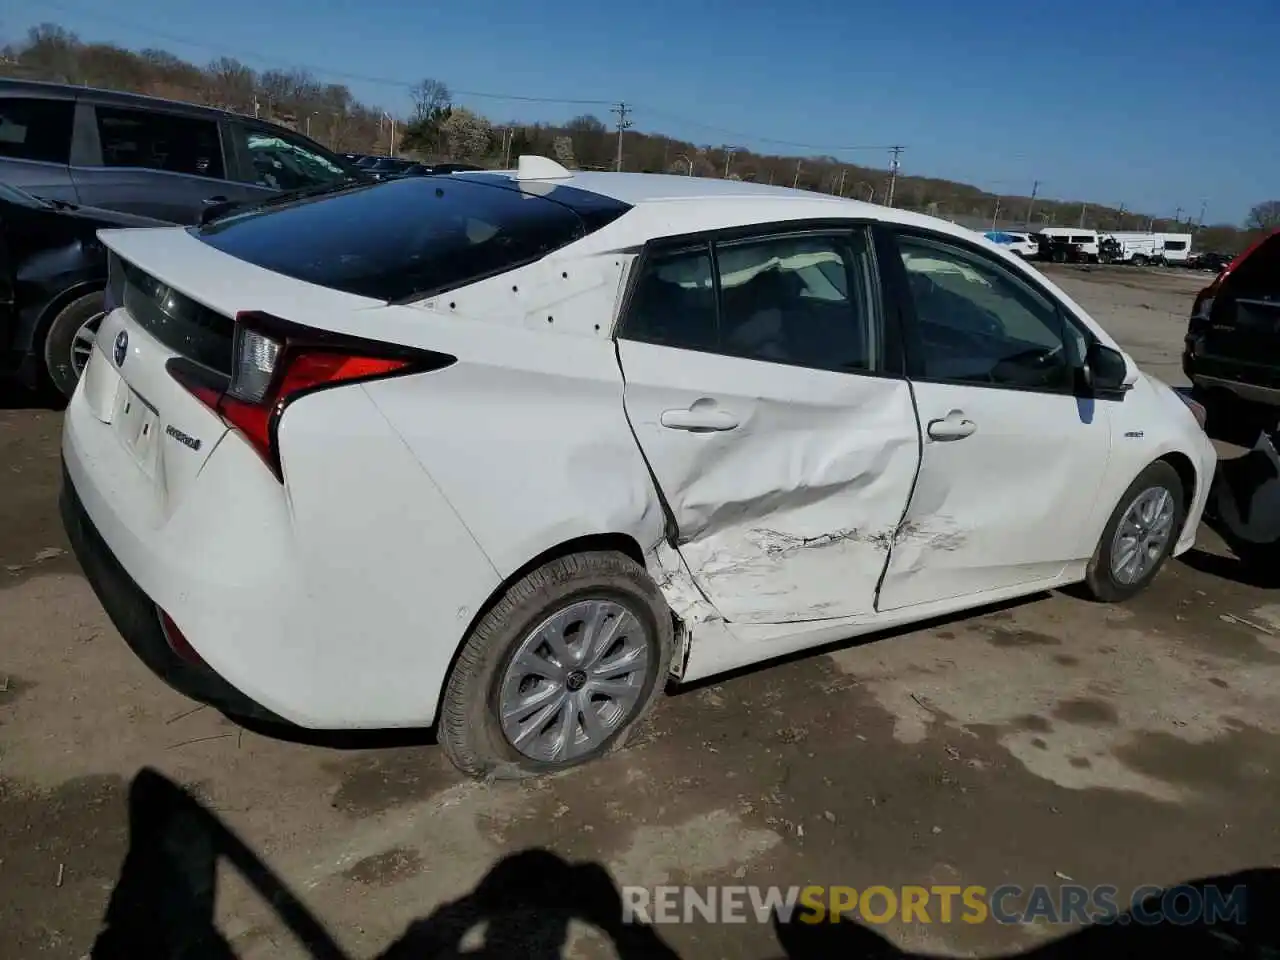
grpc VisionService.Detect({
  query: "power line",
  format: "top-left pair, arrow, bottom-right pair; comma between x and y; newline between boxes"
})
34,0 -> 916,164
35,0 -> 616,106
631,106 -> 902,154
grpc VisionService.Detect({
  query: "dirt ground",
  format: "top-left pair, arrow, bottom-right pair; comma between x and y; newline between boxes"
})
2,264 -> 1277,959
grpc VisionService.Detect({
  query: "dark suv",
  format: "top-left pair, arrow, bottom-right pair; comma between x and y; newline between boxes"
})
0,79 -> 363,226
1184,230 -> 1280,410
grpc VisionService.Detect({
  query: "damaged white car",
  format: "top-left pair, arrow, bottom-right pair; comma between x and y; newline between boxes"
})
61,156 -> 1217,779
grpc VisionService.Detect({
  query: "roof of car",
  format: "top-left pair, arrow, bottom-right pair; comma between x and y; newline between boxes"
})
0,77 -> 300,134
461,167 -> 984,255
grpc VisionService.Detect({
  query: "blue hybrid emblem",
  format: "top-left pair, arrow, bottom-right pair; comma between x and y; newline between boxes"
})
114,330 -> 128,367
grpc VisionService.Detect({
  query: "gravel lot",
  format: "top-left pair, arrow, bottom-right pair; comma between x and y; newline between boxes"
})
2,264 -> 1276,959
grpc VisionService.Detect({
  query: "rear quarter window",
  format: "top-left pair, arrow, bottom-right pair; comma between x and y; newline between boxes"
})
193,176 -> 631,302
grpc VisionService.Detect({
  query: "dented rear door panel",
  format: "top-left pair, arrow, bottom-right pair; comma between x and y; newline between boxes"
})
617,339 -> 920,623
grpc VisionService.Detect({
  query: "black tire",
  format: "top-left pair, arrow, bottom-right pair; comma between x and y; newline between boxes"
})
1083,461 -> 1185,602
1133,254 -> 1148,267
440,550 -> 674,780
42,290 -> 106,399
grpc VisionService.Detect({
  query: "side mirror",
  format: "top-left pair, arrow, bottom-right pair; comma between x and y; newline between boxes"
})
1081,342 -> 1129,393
199,199 -> 239,226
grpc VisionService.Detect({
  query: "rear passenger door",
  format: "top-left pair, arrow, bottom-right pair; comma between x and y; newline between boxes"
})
615,226 -> 921,624
0,95 -> 79,202
71,104 -> 233,224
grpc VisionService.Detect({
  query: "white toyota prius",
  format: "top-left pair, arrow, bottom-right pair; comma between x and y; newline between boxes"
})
61,156 -> 1216,779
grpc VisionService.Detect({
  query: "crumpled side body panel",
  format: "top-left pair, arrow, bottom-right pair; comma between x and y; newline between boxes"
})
617,339 -> 921,624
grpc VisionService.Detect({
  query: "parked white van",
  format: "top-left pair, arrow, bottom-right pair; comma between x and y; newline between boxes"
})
1039,227 -> 1100,261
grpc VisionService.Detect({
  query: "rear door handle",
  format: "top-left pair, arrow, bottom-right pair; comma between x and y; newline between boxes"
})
202,195 -> 228,205
926,410 -> 977,441
660,403 -> 739,432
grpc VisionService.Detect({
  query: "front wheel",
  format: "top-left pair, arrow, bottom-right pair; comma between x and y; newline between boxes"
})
440,551 -> 674,780
1082,461 -> 1185,602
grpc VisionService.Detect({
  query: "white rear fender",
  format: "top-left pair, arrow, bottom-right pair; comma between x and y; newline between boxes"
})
268,384 -> 504,726
361,340 -> 668,582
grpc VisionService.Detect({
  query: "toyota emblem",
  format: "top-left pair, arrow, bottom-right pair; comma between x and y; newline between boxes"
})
113,330 -> 128,367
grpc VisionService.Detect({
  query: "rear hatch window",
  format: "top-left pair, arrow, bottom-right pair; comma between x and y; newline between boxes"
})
1225,233 -> 1280,298
191,175 -> 632,302
108,253 -> 234,373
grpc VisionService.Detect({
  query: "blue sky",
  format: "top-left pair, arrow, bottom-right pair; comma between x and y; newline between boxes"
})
7,0 -> 1275,223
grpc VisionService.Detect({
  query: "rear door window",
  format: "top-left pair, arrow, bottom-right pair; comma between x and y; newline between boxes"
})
0,97 -> 75,164
194,175 -> 631,301
95,106 -> 225,179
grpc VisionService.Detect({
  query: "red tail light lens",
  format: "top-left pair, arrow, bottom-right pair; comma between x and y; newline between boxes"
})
168,312 -> 454,481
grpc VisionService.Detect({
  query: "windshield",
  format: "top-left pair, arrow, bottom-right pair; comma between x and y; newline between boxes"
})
193,175 -> 632,302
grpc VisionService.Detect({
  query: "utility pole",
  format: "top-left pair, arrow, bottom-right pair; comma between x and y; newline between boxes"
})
991,196 -> 1002,230
723,148 -> 735,179
793,160 -> 802,188
1116,202 -> 1126,229
1173,205 -> 1183,226
837,169 -> 847,197
1025,179 -> 1040,227
611,102 -> 632,172
885,145 -> 904,208
1197,199 -> 1207,229
1079,202 -> 1088,228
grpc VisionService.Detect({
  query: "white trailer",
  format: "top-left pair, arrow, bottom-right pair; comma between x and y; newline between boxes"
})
1157,233 -> 1193,264
1103,231 -> 1194,266
1106,232 -> 1165,266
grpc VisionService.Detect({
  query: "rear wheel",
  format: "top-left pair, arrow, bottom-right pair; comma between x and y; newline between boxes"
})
1133,254 -> 1149,267
440,551 -> 674,780
1082,461 -> 1185,602
42,291 -> 106,399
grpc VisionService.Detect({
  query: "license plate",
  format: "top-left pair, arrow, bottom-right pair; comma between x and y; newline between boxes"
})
114,384 -> 160,475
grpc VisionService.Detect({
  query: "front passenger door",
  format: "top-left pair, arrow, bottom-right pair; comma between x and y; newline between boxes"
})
875,229 -> 1114,611
223,121 -> 353,205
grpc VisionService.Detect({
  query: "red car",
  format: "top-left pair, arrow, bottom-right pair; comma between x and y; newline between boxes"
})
1184,229 -> 1280,410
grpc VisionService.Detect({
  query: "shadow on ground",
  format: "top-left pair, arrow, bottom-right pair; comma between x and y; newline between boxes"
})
0,378 -> 61,412
91,768 -> 1278,960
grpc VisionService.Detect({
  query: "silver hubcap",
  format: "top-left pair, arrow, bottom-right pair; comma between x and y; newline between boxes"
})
498,598 -> 651,764
70,312 -> 106,379
1111,486 -> 1176,585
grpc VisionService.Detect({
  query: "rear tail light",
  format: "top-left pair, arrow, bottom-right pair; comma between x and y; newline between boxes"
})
168,311 -> 454,481
158,607 -> 208,668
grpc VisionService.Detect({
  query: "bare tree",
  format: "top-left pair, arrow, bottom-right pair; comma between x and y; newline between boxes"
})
1246,201 -> 1280,232
205,57 -> 255,112
19,24 -> 81,82
410,78 -> 450,122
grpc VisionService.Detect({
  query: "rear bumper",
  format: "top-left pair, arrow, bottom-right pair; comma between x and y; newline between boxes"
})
60,463 -> 282,723
1185,347 -> 1280,406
